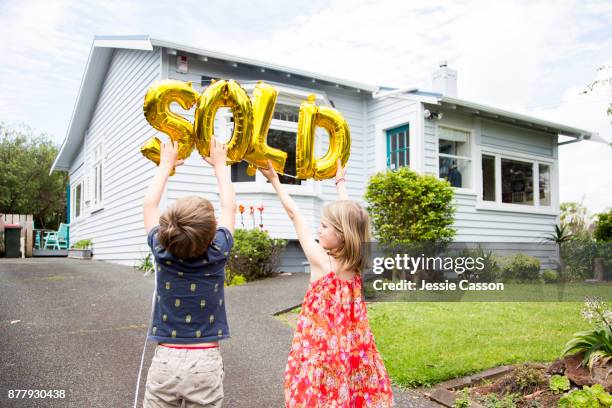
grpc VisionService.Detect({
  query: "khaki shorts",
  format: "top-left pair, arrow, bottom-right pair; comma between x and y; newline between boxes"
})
143,345 -> 224,408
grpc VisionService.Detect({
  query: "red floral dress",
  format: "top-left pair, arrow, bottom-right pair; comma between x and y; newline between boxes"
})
284,271 -> 394,407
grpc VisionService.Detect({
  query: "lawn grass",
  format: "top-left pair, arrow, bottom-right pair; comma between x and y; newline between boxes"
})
367,302 -> 591,388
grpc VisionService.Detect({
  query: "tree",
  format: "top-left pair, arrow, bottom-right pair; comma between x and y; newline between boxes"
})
0,122 -> 68,230
593,209 -> 612,243
581,64 -> 611,118
560,200 -> 593,237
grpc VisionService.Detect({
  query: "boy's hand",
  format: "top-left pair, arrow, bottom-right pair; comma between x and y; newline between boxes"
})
204,136 -> 228,168
159,140 -> 184,172
258,160 -> 280,184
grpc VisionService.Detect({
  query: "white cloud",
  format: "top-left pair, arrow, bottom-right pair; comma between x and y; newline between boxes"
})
534,63 -> 612,214
0,0 -> 610,213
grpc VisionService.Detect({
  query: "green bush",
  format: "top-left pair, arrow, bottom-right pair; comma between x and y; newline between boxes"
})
136,252 -> 154,275
71,239 -> 92,249
225,228 -> 287,284
541,269 -> 558,284
549,375 -> 570,394
365,167 -> 456,247
562,297 -> 612,374
558,384 -> 612,407
481,392 -> 519,408
456,246 -> 500,282
497,253 -> 541,283
225,274 -> 246,287
593,209 -> 612,242
560,231 -> 597,282
453,388 -> 470,408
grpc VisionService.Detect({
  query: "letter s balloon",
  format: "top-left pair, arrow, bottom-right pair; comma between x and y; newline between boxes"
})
140,80 -> 200,175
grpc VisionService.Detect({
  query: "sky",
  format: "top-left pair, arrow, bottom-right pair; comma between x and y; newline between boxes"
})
0,0 -> 610,214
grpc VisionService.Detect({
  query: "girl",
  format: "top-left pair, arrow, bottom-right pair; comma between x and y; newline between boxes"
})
259,159 -> 394,408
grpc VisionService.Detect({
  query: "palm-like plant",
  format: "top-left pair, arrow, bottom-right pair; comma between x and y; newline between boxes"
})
562,326 -> 612,371
562,297 -> 612,371
541,224 -> 574,283
542,224 -> 574,245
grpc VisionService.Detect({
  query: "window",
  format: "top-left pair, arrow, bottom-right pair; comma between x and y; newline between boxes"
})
502,158 -> 533,205
72,182 -> 82,219
230,103 -> 301,185
539,163 -> 551,206
480,152 -> 553,208
93,144 -> 103,206
482,155 -> 496,201
267,128 -> 300,185
438,126 -> 471,188
386,125 -> 409,170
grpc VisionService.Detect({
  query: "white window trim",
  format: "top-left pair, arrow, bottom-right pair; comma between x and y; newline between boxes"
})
71,180 -> 84,222
435,124 -> 475,193
90,142 -> 105,213
477,147 -> 558,215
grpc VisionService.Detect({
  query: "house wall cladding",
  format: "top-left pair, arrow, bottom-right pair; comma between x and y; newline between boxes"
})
69,47 -> 162,266
425,110 -> 558,267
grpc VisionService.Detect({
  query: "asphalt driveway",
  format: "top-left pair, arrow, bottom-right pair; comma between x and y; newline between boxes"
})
0,258 -> 440,407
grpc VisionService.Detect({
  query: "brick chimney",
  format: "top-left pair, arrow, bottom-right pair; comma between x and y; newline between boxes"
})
432,60 -> 457,97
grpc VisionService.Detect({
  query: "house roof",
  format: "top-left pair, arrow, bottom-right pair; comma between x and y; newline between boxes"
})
50,35 -> 380,174
393,90 -> 605,144
51,35 -> 605,174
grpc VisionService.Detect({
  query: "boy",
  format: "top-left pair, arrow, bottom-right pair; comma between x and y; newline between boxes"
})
142,137 -> 235,408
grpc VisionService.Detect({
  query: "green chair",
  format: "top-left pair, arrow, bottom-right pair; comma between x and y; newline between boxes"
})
44,223 -> 69,250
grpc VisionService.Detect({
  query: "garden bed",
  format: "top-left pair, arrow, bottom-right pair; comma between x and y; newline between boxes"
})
428,357 -> 611,408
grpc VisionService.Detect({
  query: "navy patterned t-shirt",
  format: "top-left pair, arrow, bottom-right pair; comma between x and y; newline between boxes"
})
146,224 -> 233,344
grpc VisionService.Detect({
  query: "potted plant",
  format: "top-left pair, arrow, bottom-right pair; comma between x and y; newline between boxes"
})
68,239 -> 93,259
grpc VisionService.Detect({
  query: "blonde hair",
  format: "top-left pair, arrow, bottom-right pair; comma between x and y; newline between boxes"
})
158,196 -> 216,259
322,200 -> 371,273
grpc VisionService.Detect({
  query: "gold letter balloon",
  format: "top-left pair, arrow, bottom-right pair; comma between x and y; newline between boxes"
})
140,80 -> 351,180
296,95 -> 351,180
193,80 -> 252,164
141,80 -> 200,175
243,82 -> 287,176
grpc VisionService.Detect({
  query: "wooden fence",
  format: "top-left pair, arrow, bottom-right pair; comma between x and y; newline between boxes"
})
0,214 -> 34,257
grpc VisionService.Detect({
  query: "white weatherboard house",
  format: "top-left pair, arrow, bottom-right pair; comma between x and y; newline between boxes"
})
50,35 -> 603,271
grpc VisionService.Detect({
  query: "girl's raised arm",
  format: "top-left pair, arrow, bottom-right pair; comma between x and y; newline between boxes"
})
258,161 -> 328,275
334,158 -> 349,201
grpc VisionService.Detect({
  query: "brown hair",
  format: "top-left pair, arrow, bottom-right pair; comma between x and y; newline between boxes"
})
322,200 -> 371,273
158,196 -> 217,259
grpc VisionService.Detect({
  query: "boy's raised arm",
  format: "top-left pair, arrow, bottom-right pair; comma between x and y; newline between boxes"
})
143,141 -> 184,234
205,137 -> 236,234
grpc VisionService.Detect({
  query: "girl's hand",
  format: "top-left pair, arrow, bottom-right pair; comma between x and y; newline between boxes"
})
159,140 -> 184,171
335,158 -> 347,184
259,160 -> 280,184
204,136 -> 228,168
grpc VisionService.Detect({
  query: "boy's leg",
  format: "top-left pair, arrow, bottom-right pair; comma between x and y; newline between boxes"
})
143,346 -> 181,408
182,349 -> 224,408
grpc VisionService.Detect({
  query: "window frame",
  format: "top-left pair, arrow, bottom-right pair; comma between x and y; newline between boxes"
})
91,143 -> 104,213
71,181 -> 83,221
436,124 -> 474,192
477,148 -> 557,214
386,124 -> 410,171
